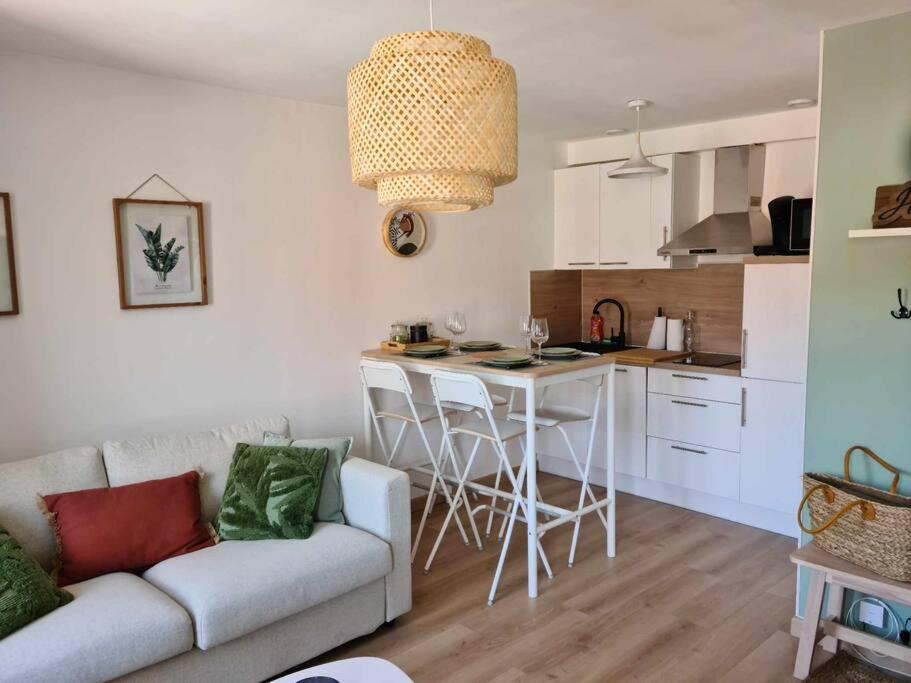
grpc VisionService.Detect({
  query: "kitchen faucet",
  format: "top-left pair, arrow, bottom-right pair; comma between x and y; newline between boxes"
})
592,298 -> 627,347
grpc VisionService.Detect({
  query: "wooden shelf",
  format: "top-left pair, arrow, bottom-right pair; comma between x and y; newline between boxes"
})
849,227 -> 911,238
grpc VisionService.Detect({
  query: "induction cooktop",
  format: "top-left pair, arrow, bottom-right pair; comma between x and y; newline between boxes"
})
672,352 -> 741,368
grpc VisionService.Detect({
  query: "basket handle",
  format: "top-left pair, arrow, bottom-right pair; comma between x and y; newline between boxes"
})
797,483 -> 876,535
844,445 -> 900,494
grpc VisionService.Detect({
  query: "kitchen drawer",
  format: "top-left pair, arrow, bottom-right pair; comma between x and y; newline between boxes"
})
647,393 -> 741,452
648,367 -> 741,404
647,437 -> 740,500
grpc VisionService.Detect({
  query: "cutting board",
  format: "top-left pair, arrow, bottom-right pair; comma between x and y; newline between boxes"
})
612,348 -> 690,366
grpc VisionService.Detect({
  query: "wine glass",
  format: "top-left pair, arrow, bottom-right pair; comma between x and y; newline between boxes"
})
519,314 -> 533,352
446,311 -> 467,351
531,317 -> 549,359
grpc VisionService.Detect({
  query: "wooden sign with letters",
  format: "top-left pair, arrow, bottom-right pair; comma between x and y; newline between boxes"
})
873,181 -> 911,229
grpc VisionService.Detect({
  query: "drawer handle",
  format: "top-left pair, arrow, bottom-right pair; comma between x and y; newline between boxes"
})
741,387 -> 747,427
671,445 -> 708,455
671,373 -> 708,381
671,399 -> 708,408
568,261 -> 595,266
615,368 -> 628,373
599,261 -> 629,265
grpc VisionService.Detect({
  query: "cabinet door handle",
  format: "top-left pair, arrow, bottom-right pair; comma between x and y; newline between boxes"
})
568,261 -> 595,266
671,399 -> 708,408
662,225 -> 669,261
671,445 -> 707,455
741,330 -> 748,369
741,387 -> 747,427
615,368 -> 628,373
599,261 -> 629,265
671,373 -> 708,381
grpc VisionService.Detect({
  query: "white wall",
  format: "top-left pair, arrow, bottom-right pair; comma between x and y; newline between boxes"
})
0,52 -> 554,465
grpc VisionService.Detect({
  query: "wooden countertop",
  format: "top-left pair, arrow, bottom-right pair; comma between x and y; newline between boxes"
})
361,348 -> 616,380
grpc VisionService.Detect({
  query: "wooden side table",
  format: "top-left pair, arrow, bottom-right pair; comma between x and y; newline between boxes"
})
790,543 -> 911,679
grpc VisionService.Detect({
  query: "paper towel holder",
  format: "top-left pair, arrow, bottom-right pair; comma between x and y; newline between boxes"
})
892,288 -> 911,319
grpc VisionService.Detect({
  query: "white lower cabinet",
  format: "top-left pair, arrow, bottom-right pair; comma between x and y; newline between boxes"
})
646,437 -> 740,500
646,392 -> 741,453
614,365 -> 646,478
740,378 -> 806,514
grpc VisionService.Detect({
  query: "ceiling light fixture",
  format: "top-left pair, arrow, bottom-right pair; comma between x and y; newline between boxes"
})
346,0 -> 517,213
607,99 -> 667,178
787,98 -> 817,109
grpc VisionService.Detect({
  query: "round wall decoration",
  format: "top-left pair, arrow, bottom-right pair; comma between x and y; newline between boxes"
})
382,209 -> 426,257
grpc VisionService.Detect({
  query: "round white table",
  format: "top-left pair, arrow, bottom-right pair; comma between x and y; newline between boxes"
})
272,657 -> 412,683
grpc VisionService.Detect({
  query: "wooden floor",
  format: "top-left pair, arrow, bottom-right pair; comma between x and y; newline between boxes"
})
311,473 -> 801,682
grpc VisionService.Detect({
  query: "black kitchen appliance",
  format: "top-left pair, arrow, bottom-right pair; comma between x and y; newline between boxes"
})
672,352 -> 741,368
767,195 -> 811,255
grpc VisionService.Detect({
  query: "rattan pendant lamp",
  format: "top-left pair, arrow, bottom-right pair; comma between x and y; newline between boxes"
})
347,0 -> 517,213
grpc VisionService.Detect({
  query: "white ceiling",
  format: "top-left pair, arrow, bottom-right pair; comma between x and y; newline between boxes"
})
2,0 -> 910,139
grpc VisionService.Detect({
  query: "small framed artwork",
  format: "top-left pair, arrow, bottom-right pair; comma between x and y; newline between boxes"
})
382,209 -> 426,257
113,198 -> 207,310
0,192 -> 19,316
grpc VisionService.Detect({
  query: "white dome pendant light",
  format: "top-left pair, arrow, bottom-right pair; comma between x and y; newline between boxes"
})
607,99 -> 667,178
347,0 -> 518,213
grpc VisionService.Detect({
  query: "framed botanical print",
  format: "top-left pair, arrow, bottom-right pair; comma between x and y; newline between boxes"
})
382,209 -> 426,257
113,198 -> 207,309
0,192 -> 19,316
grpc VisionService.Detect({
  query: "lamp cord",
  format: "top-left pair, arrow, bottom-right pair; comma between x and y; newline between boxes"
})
429,0 -> 434,31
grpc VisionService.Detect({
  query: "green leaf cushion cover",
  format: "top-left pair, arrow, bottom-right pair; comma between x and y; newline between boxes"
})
263,433 -> 353,524
217,444 -> 328,541
0,525 -> 72,640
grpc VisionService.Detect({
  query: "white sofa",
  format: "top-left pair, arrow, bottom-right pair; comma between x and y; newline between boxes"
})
0,416 -> 411,683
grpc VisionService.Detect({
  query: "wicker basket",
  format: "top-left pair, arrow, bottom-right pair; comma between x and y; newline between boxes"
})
799,446 -> 911,581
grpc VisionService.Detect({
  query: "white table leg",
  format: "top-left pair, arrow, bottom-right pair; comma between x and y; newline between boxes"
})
363,384 -> 374,462
606,365 -> 616,558
526,380 -> 538,598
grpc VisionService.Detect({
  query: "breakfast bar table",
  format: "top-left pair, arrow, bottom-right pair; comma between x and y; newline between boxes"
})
360,347 -> 617,598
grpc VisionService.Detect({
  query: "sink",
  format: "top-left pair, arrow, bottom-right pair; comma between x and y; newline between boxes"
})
548,341 -> 633,355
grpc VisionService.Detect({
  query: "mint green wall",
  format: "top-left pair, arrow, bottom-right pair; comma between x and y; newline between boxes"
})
800,12 -> 911,617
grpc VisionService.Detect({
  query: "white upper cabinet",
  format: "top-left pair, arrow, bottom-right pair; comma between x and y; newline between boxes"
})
741,263 -> 810,383
554,165 -> 600,269
553,154 -> 700,270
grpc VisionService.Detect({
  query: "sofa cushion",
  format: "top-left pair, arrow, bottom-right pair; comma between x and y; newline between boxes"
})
0,446 -> 107,570
103,416 -> 290,522
216,444 -> 328,541
143,522 -> 392,649
43,471 -> 215,586
0,572 -> 193,683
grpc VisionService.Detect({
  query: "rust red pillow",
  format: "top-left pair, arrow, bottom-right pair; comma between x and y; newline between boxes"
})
41,470 -> 215,586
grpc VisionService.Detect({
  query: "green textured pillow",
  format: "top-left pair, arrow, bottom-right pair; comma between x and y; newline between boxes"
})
217,444 -> 328,541
0,525 -> 73,640
263,432 -> 353,524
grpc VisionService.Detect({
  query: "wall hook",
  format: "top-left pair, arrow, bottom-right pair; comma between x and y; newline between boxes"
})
891,288 -> 911,319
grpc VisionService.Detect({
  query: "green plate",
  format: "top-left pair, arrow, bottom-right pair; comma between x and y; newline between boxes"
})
485,352 -> 533,365
460,340 -> 502,350
404,344 -> 448,357
540,347 -> 580,356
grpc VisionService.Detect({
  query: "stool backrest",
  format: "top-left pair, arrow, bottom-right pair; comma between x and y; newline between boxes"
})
359,359 -> 413,395
430,370 -> 493,411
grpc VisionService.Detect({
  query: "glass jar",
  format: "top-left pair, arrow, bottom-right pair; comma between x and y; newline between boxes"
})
390,323 -> 408,344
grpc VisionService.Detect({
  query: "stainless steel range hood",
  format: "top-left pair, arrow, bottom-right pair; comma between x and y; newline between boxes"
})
658,144 -> 772,256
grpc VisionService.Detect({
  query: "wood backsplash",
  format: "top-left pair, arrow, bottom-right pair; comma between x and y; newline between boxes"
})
531,265 -> 745,354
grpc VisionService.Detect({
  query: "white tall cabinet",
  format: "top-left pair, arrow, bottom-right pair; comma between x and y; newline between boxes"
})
553,153 -> 699,270
740,262 -> 810,520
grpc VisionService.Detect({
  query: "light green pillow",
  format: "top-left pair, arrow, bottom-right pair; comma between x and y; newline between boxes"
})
264,432 -> 353,524
1,525 -> 73,640
216,444 -> 328,541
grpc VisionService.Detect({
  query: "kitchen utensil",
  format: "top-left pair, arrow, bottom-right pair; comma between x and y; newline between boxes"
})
540,347 -> 582,360
519,314 -> 533,352
403,344 -> 449,358
445,311 -> 467,351
531,318 -> 549,359
409,323 -> 429,343
389,323 -> 408,344
460,340 -> 502,351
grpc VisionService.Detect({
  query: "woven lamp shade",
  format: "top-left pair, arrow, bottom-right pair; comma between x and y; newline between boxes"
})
347,31 -> 517,213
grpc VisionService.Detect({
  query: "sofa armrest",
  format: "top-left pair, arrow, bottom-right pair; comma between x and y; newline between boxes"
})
340,457 -> 411,621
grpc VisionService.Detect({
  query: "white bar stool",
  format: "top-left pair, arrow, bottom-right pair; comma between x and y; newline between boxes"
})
359,359 -> 480,562
506,376 -> 608,567
428,370 -> 553,603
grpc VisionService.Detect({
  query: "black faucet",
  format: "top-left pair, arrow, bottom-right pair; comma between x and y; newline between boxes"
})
592,298 -> 627,348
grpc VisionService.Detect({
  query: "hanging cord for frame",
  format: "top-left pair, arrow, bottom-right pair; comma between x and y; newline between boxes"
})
125,173 -> 193,202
